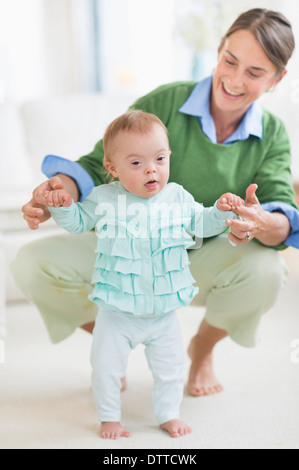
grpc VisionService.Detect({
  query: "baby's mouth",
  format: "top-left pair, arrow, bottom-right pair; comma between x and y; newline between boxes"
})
145,180 -> 158,189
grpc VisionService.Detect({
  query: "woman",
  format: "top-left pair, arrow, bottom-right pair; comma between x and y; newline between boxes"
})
12,8 -> 298,397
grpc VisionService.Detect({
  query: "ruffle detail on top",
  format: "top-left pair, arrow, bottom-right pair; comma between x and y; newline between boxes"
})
90,213 -> 199,315
91,264 -> 195,296
94,253 -> 142,275
94,246 -> 190,276
152,247 -> 190,275
90,285 -> 199,316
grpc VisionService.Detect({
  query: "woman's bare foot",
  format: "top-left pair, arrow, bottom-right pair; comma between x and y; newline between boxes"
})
100,422 -> 132,439
121,377 -> 127,391
81,321 -> 95,334
187,320 -> 227,397
160,419 -> 192,438
187,340 -> 223,396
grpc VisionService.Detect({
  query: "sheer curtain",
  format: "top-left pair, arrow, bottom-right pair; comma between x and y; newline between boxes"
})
42,0 -> 101,95
0,0 -> 101,102
42,0 -> 175,97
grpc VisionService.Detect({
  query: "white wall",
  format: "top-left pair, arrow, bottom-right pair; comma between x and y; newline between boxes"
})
0,0 -> 47,102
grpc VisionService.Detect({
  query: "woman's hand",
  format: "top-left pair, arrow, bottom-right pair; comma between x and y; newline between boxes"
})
226,184 -> 291,246
22,197 -> 51,230
22,176 -> 64,230
22,175 -> 79,230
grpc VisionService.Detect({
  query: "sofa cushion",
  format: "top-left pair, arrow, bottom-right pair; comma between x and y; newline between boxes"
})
20,93 -> 136,169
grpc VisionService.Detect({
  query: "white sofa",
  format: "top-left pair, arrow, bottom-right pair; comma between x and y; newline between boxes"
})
0,92 -> 136,339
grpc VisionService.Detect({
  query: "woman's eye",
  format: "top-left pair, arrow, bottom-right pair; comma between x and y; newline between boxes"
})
225,59 -> 235,66
248,71 -> 260,78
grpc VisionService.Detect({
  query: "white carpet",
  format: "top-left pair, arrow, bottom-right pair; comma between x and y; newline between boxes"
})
1,251 -> 299,450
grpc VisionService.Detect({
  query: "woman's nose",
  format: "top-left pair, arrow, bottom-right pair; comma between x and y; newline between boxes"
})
228,70 -> 244,89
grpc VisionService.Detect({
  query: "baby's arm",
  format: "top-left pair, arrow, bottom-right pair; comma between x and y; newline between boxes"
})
217,193 -> 244,212
49,187 -> 99,234
179,186 -> 243,239
200,193 -> 244,237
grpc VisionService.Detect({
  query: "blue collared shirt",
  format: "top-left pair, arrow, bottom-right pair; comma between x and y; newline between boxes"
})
42,77 -> 299,248
42,155 -> 94,202
179,75 -> 263,144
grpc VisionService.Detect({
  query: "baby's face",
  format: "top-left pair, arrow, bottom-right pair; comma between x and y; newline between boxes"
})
106,124 -> 171,198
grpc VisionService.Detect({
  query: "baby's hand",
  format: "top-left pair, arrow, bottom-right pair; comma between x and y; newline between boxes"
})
43,189 -> 72,207
217,193 -> 244,212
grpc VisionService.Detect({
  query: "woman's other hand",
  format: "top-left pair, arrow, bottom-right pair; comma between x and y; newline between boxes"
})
225,184 -> 290,246
226,184 -> 261,244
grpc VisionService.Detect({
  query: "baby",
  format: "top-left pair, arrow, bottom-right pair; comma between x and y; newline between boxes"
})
47,110 -> 243,439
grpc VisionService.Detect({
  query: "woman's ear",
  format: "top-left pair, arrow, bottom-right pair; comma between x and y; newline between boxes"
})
271,68 -> 288,90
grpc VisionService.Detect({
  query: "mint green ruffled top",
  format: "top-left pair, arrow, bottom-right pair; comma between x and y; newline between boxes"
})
50,182 -> 233,316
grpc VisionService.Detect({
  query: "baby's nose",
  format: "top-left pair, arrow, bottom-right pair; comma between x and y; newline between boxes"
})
145,164 -> 157,173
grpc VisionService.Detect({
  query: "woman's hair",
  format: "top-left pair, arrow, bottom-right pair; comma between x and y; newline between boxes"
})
103,110 -> 168,181
220,8 -> 295,74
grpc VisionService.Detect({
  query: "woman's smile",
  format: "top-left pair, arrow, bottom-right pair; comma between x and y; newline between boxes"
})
221,82 -> 245,99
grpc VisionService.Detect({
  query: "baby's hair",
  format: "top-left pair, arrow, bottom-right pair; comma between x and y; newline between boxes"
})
103,110 -> 168,181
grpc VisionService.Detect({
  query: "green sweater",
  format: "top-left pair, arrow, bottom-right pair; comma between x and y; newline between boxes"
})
77,81 -> 297,248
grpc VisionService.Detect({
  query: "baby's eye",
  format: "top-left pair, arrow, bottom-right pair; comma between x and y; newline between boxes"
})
131,161 -> 141,166
157,155 -> 166,161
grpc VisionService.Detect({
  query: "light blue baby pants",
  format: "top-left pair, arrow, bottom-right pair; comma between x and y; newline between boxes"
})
90,307 -> 185,425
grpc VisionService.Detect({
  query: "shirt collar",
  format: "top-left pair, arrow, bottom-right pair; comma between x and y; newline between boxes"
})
179,75 -> 263,144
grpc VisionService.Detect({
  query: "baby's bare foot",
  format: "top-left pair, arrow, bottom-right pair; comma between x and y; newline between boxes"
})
100,422 -> 132,439
160,419 -> 192,438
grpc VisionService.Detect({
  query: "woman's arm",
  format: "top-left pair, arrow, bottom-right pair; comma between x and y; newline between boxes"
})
227,209 -> 291,246
227,114 -> 298,248
251,210 -> 290,246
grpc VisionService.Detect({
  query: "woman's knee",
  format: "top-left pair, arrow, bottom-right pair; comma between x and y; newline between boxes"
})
233,246 -> 288,309
10,239 -> 46,292
11,233 -> 96,293
244,246 -> 286,288
191,240 -> 288,310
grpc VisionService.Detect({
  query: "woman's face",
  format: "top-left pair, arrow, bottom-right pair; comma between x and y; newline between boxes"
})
212,29 -> 286,115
